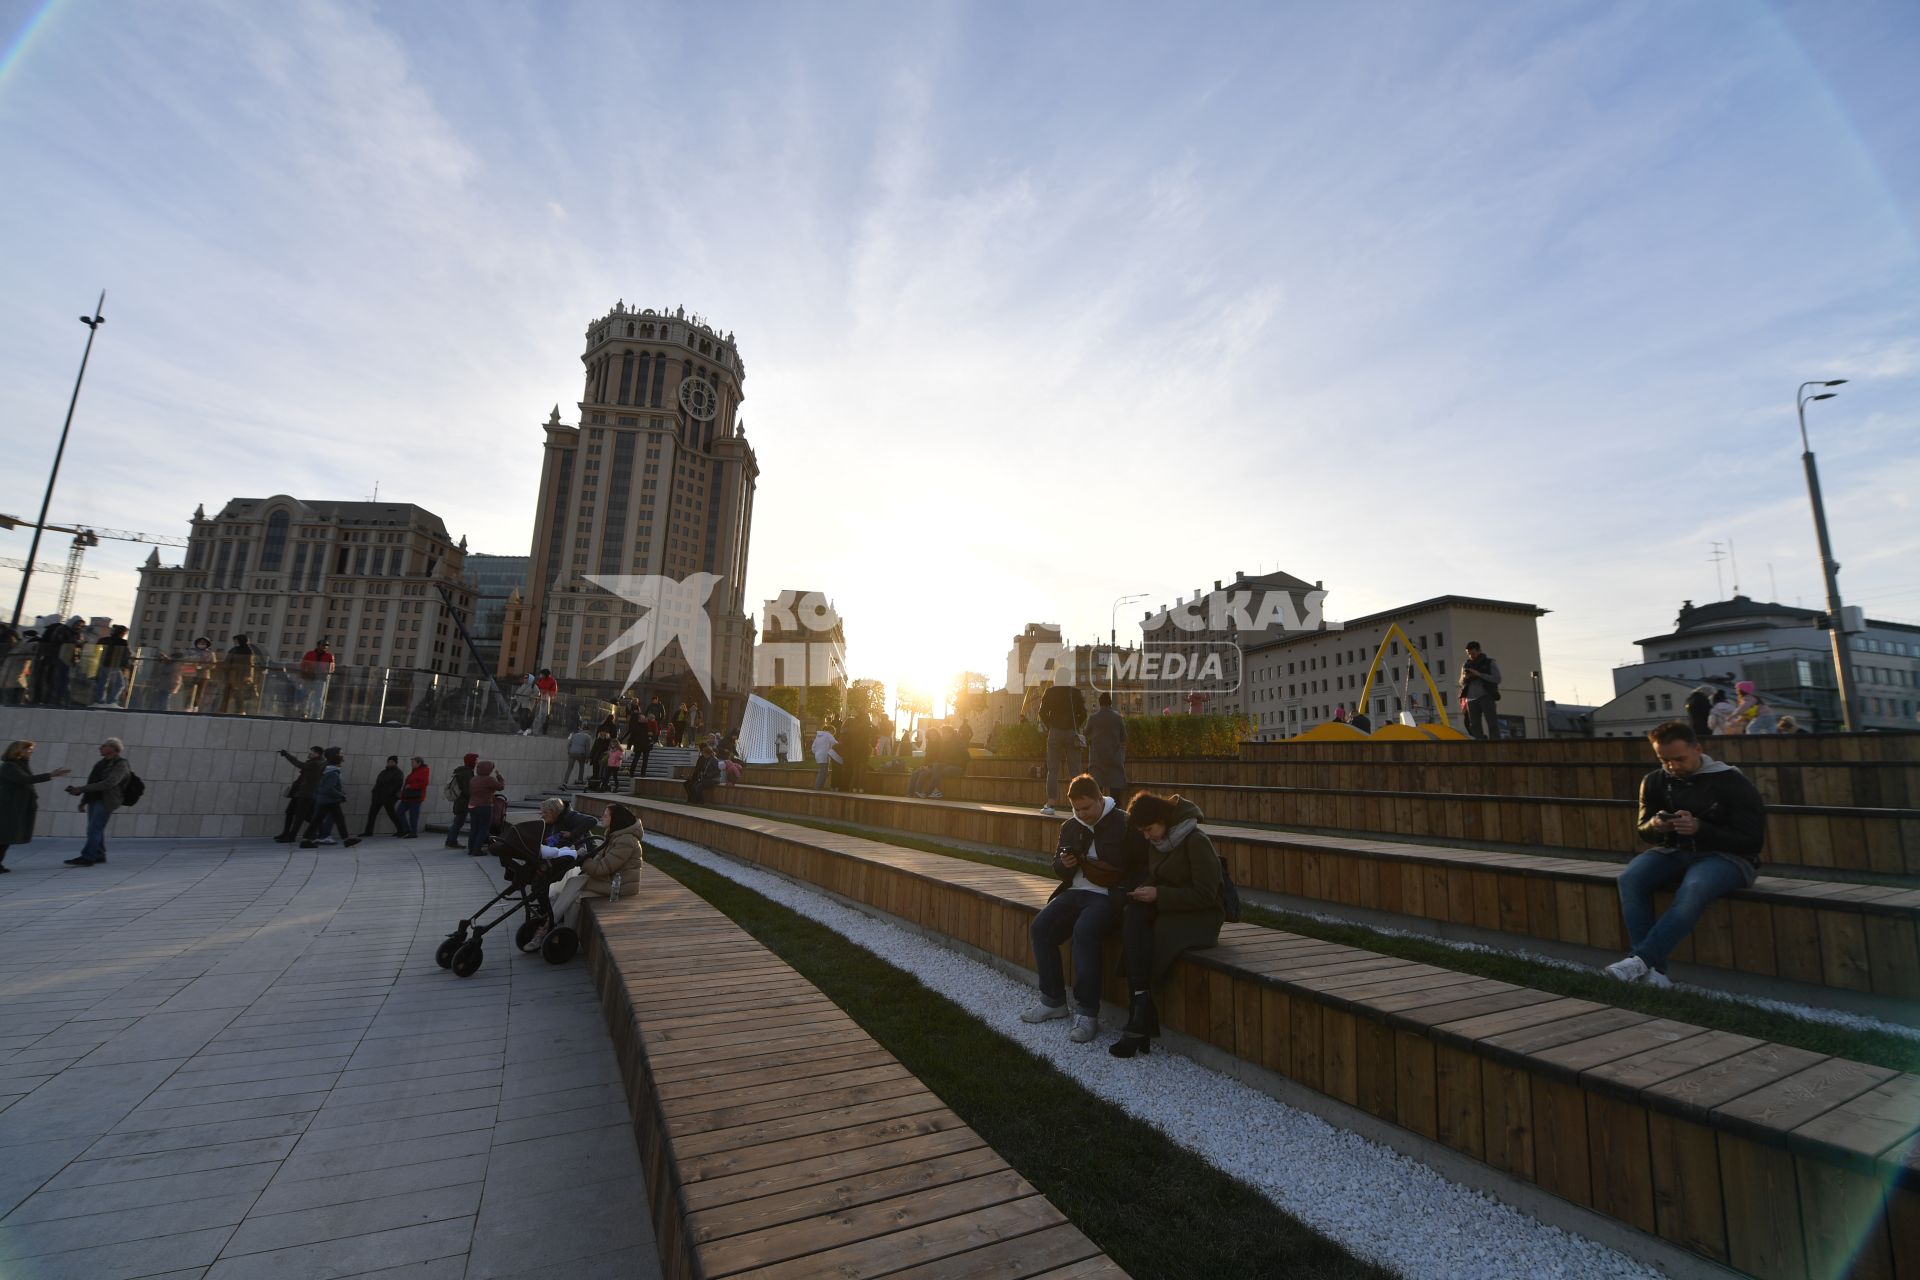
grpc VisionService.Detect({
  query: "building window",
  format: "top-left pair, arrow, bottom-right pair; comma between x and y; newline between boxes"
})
261,511 -> 289,571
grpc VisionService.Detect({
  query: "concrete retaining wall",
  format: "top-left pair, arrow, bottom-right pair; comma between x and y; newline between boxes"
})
0,707 -> 569,840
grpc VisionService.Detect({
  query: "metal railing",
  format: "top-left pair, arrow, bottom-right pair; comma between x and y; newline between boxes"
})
0,648 -> 614,737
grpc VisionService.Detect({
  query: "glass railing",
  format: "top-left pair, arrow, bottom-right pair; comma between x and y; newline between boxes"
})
0,648 -> 615,737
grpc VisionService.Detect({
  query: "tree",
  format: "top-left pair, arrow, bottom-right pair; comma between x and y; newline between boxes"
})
951,671 -> 991,720
804,684 -> 844,723
848,678 -> 885,719
764,686 -> 802,719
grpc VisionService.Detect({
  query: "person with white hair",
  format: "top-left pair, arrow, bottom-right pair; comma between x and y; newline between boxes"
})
64,738 -> 131,866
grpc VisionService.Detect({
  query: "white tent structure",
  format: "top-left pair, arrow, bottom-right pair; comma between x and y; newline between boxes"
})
738,693 -> 802,763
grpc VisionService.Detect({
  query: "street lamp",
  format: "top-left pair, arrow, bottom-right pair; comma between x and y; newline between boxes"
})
10,291 -> 107,629
1796,379 -> 1859,731
1110,592 -> 1150,701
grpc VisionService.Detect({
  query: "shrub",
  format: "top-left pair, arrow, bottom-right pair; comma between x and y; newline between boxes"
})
987,714 -> 1250,760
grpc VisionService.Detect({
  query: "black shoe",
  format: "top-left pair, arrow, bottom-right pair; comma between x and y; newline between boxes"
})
344,838 -> 361,848
273,834 -> 294,843
0,863 -> 12,873
299,841 -> 318,849
1122,993 -> 1160,1039
64,857 -> 96,867
1109,1034 -> 1151,1059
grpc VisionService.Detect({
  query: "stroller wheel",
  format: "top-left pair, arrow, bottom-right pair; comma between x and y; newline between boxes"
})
541,927 -> 579,965
451,940 -> 484,977
434,934 -> 462,969
514,918 -> 544,952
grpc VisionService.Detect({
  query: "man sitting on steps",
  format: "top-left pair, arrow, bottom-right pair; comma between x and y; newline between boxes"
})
1605,719 -> 1766,989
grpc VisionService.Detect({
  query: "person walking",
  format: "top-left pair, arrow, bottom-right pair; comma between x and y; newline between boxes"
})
63,737 -> 132,866
396,757 -> 429,838
1086,692 -> 1128,802
31,618 -> 75,707
811,723 -> 840,791
362,756 -> 407,837
298,640 -> 335,719
444,752 -> 477,847
1,741 -> 72,872
565,726 -> 593,788
631,714 -> 657,779
300,749 -> 359,848
215,634 -> 259,715
1458,641 -> 1503,741
1038,680 -> 1088,816
531,669 -> 558,735
274,745 -> 325,843
92,625 -> 131,707
465,759 -> 506,856
589,730 -> 613,790
1605,720 -> 1766,988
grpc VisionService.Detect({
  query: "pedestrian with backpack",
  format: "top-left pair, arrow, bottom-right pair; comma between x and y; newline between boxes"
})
1037,680 -> 1088,816
64,737 -> 133,866
444,753 -> 476,847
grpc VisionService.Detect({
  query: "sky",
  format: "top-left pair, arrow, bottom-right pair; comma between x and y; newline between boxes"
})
2,0 -> 1917,713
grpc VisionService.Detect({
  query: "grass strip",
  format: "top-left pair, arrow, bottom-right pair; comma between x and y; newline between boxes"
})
650,846 -> 1394,1280
710,807 -> 1920,1074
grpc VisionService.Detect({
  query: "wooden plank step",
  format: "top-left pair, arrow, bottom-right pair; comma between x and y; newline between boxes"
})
578,864 -> 1128,1279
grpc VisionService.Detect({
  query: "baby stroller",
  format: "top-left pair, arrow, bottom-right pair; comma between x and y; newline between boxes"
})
434,816 -> 600,977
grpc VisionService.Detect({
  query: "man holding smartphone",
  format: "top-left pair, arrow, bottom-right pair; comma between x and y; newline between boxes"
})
1605,720 -> 1766,987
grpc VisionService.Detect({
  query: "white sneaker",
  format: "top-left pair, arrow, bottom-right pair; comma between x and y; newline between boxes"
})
1020,1001 -> 1069,1024
317,838 -> 338,846
1040,804 -> 1056,816
1069,1014 -> 1099,1043
929,790 -> 944,799
1643,969 -> 1673,990
1604,955 -> 1649,984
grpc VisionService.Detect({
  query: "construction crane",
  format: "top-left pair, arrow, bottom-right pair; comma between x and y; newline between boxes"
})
0,514 -> 189,619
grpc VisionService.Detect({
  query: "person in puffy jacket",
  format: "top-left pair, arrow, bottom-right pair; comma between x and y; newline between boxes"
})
300,749 -> 359,848
465,760 -> 506,856
577,803 -> 643,899
1109,792 -> 1225,1058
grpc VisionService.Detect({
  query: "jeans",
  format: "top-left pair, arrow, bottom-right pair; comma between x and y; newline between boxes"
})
305,804 -> 346,842
397,801 -> 422,837
93,667 -> 126,706
685,778 -> 712,805
566,755 -> 590,785
1044,729 -> 1083,803
1617,847 -> 1749,971
1466,696 -> 1499,740
814,761 -> 832,790
1029,889 -> 1120,1015
445,807 -> 468,845
79,800 -> 112,861
467,806 -> 492,856
1119,900 -> 1158,990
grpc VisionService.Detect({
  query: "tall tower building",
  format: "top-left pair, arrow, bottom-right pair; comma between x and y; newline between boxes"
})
503,303 -> 759,726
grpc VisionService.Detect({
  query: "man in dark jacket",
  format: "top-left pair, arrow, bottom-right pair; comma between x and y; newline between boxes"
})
684,745 -> 723,805
444,752 -> 477,847
1038,681 -> 1088,815
63,737 -> 130,866
362,756 -> 406,837
215,634 -> 259,715
1458,641 -> 1502,740
275,745 -> 326,843
301,748 -> 359,848
1605,720 -> 1766,987
1085,693 -> 1128,800
1684,686 -> 1715,740
32,618 -> 75,706
92,625 -> 131,706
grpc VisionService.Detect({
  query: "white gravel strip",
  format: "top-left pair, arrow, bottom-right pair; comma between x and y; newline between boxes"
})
1266,900 -> 1920,1043
649,834 -> 1662,1280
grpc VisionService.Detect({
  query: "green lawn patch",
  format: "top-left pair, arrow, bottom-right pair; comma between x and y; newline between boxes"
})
651,847 -> 1393,1280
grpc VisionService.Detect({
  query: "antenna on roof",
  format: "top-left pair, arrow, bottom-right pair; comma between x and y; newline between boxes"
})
1768,562 -> 1777,602
1708,542 -> 1727,600
1728,539 -> 1739,596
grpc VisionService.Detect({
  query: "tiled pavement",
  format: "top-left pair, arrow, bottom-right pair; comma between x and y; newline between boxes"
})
0,833 -> 661,1280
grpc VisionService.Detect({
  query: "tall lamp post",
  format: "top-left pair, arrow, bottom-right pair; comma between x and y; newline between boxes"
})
1110,592 -> 1149,702
10,292 -> 107,628
1797,379 -> 1859,731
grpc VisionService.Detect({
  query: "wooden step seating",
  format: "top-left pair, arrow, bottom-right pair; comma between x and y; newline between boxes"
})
577,867 -> 1130,1279
734,765 -> 1920,876
634,778 -> 1920,1003
595,794 -> 1920,1280
1240,735 -> 1920,766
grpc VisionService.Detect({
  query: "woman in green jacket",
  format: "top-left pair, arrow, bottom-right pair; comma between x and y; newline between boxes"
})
1110,792 -> 1226,1058
0,741 -> 71,872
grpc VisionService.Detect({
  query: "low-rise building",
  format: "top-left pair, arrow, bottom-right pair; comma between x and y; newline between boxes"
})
1589,675 -> 1814,740
1610,596 -> 1919,731
1242,594 -> 1549,740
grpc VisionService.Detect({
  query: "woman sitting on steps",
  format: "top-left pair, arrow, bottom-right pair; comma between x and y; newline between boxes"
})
1110,792 -> 1226,1059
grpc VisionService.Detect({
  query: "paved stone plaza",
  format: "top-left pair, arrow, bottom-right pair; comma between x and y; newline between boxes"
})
0,834 -> 660,1280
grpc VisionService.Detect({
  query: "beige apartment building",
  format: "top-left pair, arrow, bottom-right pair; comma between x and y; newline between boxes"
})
1243,594 -> 1549,739
753,590 -> 848,693
130,496 -> 475,673
500,302 -> 759,727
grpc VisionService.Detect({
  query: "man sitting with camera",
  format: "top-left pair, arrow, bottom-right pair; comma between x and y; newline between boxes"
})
1605,720 -> 1766,988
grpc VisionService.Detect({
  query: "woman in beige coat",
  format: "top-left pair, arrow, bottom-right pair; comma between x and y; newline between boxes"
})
576,803 -> 644,900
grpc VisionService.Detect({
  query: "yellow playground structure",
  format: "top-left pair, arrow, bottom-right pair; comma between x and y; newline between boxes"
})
1292,622 -> 1470,742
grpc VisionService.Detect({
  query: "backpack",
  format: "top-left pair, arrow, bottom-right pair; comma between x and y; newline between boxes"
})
443,778 -> 460,803
121,771 -> 146,807
1217,856 -> 1242,923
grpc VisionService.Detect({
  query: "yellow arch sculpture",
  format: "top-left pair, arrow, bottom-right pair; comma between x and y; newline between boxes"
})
1354,622 -> 1454,733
